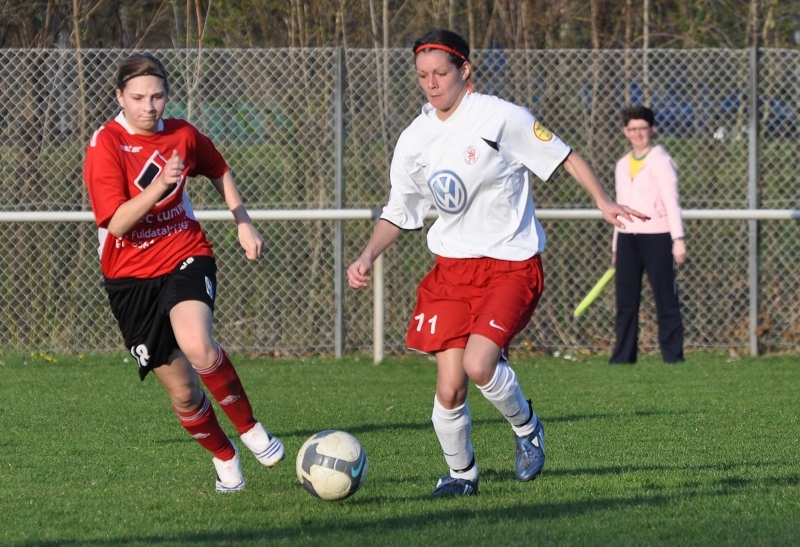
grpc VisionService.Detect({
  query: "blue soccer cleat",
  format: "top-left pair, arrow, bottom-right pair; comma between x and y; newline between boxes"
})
430,475 -> 479,498
514,417 -> 545,482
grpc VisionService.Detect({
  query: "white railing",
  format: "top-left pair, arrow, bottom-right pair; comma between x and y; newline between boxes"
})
9,208 -> 797,224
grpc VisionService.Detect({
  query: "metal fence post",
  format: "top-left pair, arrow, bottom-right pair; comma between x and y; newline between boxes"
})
334,47 -> 345,359
747,44 -> 760,357
373,253 -> 384,364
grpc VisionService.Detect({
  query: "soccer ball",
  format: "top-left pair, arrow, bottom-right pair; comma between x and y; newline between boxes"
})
296,430 -> 368,501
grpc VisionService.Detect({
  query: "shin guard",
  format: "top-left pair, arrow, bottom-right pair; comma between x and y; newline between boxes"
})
477,361 -> 537,437
431,397 -> 477,479
194,345 -> 257,435
174,392 -> 235,461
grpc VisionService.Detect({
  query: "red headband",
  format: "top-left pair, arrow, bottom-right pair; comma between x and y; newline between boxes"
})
414,43 -> 469,63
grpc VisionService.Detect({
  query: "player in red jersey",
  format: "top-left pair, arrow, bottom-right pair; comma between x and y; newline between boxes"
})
84,53 -> 284,492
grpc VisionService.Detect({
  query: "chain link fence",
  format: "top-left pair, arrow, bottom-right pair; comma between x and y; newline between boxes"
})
0,47 -> 798,358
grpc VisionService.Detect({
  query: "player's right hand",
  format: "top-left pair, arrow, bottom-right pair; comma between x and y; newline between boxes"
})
346,257 -> 373,289
160,149 -> 184,187
599,199 -> 649,229
672,239 -> 686,265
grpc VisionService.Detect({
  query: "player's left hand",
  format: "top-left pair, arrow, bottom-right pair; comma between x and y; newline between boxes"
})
599,200 -> 649,229
238,222 -> 265,260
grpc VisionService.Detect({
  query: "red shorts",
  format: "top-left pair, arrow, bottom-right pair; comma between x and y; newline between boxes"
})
406,255 -> 544,353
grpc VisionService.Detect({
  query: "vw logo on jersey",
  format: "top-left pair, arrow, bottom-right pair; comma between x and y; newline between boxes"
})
427,170 -> 467,214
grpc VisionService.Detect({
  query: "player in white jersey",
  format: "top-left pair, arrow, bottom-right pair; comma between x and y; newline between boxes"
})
386,91 -> 566,260
347,28 -> 648,498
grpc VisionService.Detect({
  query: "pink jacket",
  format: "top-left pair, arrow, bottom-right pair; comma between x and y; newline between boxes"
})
612,144 -> 684,252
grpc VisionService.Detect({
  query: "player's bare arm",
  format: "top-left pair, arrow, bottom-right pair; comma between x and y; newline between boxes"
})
211,171 -> 264,260
562,151 -> 649,229
107,149 -> 184,237
347,219 -> 402,289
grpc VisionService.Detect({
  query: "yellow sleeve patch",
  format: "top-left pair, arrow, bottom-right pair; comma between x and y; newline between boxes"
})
533,121 -> 553,142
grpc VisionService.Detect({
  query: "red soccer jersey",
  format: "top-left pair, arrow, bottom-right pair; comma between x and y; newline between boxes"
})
84,113 -> 228,279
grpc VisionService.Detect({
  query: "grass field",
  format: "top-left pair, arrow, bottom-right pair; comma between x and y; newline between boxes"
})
1,351 -> 799,546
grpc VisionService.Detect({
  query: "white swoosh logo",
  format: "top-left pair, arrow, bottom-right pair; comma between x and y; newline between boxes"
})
489,319 -> 507,332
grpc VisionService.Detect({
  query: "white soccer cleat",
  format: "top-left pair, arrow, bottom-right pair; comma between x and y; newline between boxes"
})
240,422 -> 285,468
213,441 -> 245,493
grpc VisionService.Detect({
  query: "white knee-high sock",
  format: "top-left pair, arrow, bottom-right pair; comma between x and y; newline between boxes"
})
431,397 -> 478,480
477,361 -> 538,437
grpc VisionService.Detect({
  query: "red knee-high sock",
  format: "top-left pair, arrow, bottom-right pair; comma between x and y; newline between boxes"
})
174,392 -> 235,461
194,345 -> 257,435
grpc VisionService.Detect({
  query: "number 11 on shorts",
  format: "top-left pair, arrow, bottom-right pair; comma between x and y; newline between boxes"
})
414,313 -> 437,334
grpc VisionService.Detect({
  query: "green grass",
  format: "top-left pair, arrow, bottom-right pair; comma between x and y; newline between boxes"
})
1,351 -> 799,546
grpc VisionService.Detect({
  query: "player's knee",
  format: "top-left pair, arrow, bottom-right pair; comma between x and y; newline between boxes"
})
462,356 -> 495,387
168,381 -> 204,412
436,386 -> 467,409
182,342 -> 218,370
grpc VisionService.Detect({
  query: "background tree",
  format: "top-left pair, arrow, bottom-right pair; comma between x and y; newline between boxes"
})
2,0 -> 799,50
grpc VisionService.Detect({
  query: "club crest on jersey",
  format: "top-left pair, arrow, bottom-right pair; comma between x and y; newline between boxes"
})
464,146 -> 479,165
533,121 -> 553,141
134,150 -> 180,205
428,170 -> 467,214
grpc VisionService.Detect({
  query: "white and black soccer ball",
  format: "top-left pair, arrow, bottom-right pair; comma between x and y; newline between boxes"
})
296,430 -> 368,501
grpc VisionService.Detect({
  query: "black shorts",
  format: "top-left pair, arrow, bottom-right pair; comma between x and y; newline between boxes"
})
104,256 -> 217,380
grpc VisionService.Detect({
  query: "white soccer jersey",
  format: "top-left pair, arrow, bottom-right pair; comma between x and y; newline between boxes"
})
382,92 -> 571,260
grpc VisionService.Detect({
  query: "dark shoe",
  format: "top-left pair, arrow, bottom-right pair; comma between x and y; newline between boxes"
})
430,475 -> 478,498
514,418 -> 545,482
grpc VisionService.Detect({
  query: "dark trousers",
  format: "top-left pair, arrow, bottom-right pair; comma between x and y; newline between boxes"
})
610,232 -> 684,364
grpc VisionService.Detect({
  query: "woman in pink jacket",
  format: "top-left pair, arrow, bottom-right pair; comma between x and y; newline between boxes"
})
610,106 -> 686,364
